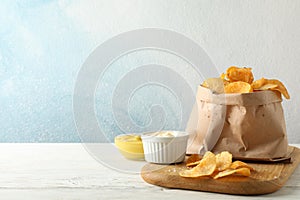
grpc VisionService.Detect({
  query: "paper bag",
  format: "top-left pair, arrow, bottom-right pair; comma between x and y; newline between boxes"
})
186,86 -> 288,160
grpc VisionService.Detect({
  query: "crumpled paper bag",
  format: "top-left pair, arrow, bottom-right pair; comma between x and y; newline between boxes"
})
186,86 -> 288,161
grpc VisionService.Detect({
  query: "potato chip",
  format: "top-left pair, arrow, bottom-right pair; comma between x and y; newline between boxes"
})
214,167 -> 251,179
235,167 -> 251,176
186,154 -> 201,167
224,81 -> 253,94
186,160 -> 201,167
266,79 -> 290,99
252,78 -> 290,99
216,151 -> 232,171
202,78 -> 225,94
182,151 -> 254,179
251,77 -> 266,89
201,66 -> 290,99
257,83 -> 278,90
230,161 -> 254,171
226,66 -> 254,84
179,151 -> 216,178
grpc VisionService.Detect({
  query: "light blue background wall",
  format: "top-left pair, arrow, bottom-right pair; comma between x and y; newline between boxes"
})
1,0 -> 299,143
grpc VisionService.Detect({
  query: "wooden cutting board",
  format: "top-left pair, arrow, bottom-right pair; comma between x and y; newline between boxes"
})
141,146 -> 300,195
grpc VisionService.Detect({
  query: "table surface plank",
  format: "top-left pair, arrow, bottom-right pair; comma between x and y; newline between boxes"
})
0,143 -> 299,200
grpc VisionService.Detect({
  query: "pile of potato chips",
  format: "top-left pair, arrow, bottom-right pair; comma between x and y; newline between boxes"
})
202,66 -> 290,99
179,151 -> 254,179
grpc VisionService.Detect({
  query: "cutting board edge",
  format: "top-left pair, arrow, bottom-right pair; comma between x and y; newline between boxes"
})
141,171 -> 282,195
141,146 -> 300,195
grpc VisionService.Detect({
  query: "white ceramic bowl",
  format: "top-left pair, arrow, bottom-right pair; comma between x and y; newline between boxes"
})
141,131 -> 189,164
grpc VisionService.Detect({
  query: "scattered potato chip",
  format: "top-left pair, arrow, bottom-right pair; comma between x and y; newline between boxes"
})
224,81 -> 253,94
216,151 -> 232,171
214,167 -> 251,179
186,154 -> 201,167
179,151 -> 216,178
180,151 -> 254,180
230,161 -> 254,171
186,160 -> 201,167
226,66 -> 254,84
202,78 -> 225,94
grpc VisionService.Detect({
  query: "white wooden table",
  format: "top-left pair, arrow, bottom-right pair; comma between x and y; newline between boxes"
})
0,144 -> 299,200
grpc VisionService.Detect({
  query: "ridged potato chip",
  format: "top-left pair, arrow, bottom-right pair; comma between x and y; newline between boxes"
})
214,167 -> 251,179
186,160 -> 201,167
251,77 -> 266,89
265,79 -> 290,99
230,161 -> 254,171
252,78 -> 290,99
185,153 -> 236,168
216,151 -> 232,171
181,151 -> 255,179
186,154 -> 201,167
226,66 -> 254,84
224,81 -> 253,94
257,83 -> 278,90
179,151 -> 216,178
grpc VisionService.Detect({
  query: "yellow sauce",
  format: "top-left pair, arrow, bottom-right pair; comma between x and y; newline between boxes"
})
114,134 -> 144,160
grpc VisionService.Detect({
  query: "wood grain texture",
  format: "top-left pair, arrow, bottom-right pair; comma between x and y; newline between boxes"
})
141,146 -> 300,195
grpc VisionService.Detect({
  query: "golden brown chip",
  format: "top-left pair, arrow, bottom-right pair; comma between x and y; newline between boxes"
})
186,154 -> 201,167
230,161 -> 254,171
266,79 -> 290,99
186,160 -> 201,167
214,167 -> 251,179
202,66 -> 290,99
252,78 -> 290,99
216,151 -> 232,171
235,167 -> 251,176
181,151 -> 254,179
179,151 -> 216,178
257,83 -> 278,90
202,78 -> 225,94
226,66 -> 254,84
224,81 -> 253,94
251,77 -> 266,89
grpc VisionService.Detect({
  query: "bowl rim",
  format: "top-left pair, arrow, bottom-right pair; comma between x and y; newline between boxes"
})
114,134 -> 143,144
141,130 -> 190,140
